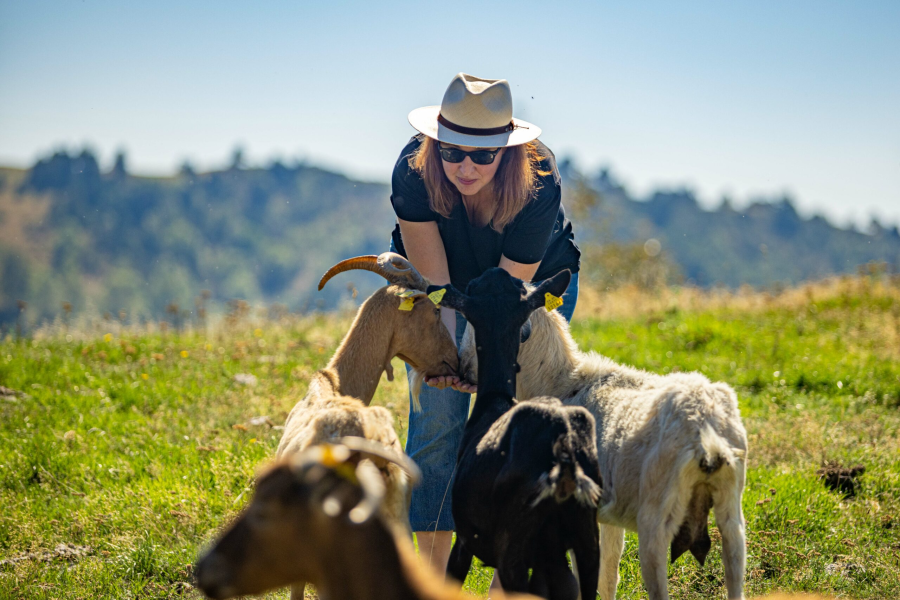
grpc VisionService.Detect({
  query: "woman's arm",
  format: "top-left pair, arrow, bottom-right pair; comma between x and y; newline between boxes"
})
499,255 -> 540,282
397,219 -> 451,286
397,218 -> 459,389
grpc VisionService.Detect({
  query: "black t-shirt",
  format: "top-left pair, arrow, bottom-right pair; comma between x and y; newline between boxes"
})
389,135 -> 580,290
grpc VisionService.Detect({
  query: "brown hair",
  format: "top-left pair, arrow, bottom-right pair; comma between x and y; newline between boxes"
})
409,136 -> 551,233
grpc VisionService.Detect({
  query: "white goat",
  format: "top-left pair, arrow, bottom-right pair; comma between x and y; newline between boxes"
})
459,308 -> 748,600
276,253 -> 459,600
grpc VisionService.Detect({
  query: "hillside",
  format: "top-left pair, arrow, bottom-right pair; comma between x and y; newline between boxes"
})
0,152 -> 396,327
1,149 -> 899,328
562,163 -> 900,288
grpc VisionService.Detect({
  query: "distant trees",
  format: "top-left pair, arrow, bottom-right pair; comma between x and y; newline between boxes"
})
1,146 -> 898,328
2,147 -> 396,326
112,151 -> 128,179
0,252 -> 30,323
561,169 -> 900,288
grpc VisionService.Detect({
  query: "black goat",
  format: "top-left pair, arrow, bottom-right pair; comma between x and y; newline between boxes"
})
428,268 -> 602,600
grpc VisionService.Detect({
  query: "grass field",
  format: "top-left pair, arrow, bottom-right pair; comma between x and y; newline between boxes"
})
1,276 -> 899,599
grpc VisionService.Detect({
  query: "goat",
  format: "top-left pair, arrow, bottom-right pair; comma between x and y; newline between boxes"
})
428,268 -> 603,600
195,437 -> 537,600
458,306 -> 749,600
275,253 -> 459,599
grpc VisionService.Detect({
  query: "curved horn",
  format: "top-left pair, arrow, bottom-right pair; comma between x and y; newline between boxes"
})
290,443 -> 381,521
348,460 -> 385,524
318,253 -> 429,292
338,436 -> 422,486
289,443 -> 352,472
318,255 -> 379,291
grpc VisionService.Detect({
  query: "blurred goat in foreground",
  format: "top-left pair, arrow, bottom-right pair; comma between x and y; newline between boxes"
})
194,438 -> 538,600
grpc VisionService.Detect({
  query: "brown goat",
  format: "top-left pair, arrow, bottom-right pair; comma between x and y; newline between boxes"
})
274,254 -> 458,599
196,440 -> 536,600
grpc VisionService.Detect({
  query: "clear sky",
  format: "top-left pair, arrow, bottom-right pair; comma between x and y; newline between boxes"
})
1,0 -> 898,227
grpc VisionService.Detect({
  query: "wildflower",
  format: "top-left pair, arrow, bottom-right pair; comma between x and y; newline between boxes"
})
141,373 -> 149,380
181,350 -> 189,358
103,333 -> 112,343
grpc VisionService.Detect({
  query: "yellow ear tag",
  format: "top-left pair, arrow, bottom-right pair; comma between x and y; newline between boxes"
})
335,463 -> 358,483
545,292 -> 563,312
395,289 -> 417,298
428,288 -> 446,305
320,445 -> 357,483
320,445 -> 339,467
399,297 -> 415,311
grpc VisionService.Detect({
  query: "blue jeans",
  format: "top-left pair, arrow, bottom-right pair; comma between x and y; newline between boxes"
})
404,271 -> 579,531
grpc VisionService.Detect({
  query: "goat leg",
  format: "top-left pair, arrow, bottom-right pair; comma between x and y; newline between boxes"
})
289,582 -> 307,600
497,557 -> 531,595
571,517 -> 600,600
531,555 -> 579,600
637,516 -> 671,600
598,525 -> 625,600
713,483 -> 746,599
528,565 -> 551,599
446,539 -> 474,586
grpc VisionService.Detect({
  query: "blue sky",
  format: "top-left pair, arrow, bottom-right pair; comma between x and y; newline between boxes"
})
1,0 -> 898,226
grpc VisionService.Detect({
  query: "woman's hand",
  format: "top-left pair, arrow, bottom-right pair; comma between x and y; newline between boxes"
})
424,375 -> 477,394
425,375 -> 460,389
451,380 -> 477,394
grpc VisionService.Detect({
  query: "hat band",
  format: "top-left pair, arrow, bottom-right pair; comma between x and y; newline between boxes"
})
437,113 -> 518,136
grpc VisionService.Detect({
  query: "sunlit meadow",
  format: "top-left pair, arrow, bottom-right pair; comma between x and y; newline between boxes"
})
1,276 -> 898,599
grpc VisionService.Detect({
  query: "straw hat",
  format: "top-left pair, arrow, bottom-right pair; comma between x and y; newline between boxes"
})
408,73 -> 541,148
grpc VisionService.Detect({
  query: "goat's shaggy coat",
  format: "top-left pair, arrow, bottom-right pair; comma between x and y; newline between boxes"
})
459,308 -> 749,600
431,269 -> 602,600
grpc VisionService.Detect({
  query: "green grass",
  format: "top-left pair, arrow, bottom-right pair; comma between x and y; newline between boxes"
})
1,279 -> 899,599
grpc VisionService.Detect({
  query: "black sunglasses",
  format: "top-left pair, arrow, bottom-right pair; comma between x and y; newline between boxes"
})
438,145 -> 502,165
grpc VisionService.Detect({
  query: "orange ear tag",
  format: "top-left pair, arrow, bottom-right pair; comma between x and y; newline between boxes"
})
544,292 -> 563,312
428,289 -> 446,305
399,297 -> 415,311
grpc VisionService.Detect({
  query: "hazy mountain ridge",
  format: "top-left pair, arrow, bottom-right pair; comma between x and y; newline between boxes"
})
562,162 -> 900,288
0,150 -> 397,326
1,149 -> 898,327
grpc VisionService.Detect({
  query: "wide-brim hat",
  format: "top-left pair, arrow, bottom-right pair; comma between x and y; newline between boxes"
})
408,73 -> 541,148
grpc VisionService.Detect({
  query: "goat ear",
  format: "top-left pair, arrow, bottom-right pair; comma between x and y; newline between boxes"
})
526,270 -> 572,312
426,284 -> 470,315
520,319 -> 532,343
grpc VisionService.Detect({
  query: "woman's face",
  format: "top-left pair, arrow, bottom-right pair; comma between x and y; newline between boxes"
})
440,143 -> 504,197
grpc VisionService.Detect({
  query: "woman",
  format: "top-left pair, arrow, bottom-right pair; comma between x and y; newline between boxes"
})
389,73 -> 581,575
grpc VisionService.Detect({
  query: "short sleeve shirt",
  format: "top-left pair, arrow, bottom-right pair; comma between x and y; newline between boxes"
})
390,135 -> 580,290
